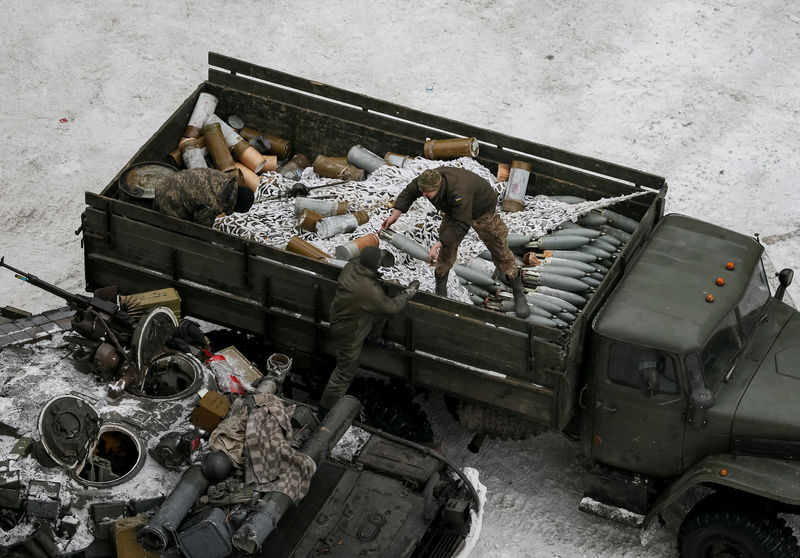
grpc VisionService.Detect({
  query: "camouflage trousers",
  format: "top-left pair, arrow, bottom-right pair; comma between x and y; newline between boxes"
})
435,211 -> 519,280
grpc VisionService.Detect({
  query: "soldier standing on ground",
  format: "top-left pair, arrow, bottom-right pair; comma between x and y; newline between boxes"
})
319,246 -> 419,413
379,167 -> 529,318
153,168 -> 254,227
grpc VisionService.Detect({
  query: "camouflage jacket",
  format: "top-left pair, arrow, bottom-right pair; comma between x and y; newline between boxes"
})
153,168 -> 238,226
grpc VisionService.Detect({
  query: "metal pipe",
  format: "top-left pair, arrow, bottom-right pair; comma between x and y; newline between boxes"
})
137,465 -> 211,551
231,396 -> 361,554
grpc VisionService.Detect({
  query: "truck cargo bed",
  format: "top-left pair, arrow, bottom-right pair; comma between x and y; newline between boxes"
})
82,53 -> 666,431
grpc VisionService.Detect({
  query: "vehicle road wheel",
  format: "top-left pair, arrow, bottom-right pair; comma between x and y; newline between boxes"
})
678,496 -> 800,558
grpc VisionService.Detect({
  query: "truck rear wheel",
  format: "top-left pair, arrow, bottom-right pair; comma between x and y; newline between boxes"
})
456,401 -> 545,440
678,495 -> 800,558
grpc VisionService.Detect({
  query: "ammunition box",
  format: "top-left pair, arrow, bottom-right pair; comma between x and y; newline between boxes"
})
90,501 -> 127,523
177,507 -> 232,558
0,486 -> 24,510
217,345 -> 263,385
0,460 -> 21,488
120,287 -> 182,319
26,479 -> 61,519
190,390 -> 231,432
9,437 -> 33,460
114,515 -> 160,558
59,514 -> 81,539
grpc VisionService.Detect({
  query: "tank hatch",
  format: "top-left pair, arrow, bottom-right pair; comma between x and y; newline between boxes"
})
37,394 -> 100,470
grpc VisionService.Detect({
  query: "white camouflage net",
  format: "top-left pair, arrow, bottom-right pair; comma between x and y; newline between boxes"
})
215,157 -> 647,305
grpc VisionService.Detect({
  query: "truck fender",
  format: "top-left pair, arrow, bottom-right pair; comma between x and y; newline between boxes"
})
642,453 -> 800,530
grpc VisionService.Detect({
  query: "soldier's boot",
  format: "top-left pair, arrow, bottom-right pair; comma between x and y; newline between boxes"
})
434,273 -> 448,298
509,271 -> 529,318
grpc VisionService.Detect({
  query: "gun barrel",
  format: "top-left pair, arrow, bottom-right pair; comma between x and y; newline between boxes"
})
1,257 -> 85,305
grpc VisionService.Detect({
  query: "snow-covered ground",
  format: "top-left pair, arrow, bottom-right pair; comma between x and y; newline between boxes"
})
1,1 -> 799,556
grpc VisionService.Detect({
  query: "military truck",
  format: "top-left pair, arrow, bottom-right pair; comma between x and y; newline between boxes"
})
81,53 -> 800,556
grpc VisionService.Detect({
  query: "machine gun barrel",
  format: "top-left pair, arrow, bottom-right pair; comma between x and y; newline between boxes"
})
1,257 -> 89,307
1,256 -> 134,332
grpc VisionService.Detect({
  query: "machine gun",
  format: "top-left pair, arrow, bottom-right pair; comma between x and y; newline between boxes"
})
1,257 -> 136,378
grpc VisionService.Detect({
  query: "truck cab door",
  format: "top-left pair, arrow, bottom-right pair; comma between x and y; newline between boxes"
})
590,340 -> 686,477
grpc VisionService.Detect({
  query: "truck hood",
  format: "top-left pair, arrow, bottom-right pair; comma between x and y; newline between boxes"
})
732,309 -> 800,454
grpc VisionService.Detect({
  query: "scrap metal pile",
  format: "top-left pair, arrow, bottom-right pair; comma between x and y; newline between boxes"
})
0,298 -> 480,557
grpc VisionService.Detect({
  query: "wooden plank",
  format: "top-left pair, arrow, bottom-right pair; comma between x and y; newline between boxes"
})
209,53 -> 665,188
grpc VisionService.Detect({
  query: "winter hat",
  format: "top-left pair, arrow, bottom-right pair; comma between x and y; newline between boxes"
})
417,169 -> 442,193
359,246 -> 382,271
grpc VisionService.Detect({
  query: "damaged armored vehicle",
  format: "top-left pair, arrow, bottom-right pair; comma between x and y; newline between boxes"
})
0,271 -> 481,557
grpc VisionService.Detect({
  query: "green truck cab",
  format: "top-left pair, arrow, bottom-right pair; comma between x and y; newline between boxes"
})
81,54 -> 800,556
583,213 -> 800,556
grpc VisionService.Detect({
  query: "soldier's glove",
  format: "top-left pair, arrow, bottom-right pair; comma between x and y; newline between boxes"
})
405,280 -> 420,296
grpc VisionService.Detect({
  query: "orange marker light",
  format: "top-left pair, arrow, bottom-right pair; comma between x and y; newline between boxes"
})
719,468 -> 728,477
716,277 -> 725,286
705,294 -> 715,303
726,262 -> 735,270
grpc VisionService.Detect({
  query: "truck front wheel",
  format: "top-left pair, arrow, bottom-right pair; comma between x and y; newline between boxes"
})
678,497 -> 799,558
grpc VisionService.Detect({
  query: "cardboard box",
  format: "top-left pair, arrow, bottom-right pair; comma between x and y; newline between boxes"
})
190,391 -> 231,432
217,345 -> 263,385
120,288 -> 181,320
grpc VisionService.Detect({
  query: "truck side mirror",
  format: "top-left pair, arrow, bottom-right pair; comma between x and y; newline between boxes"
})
775,268 -> 794,301
688,388 -> 714,429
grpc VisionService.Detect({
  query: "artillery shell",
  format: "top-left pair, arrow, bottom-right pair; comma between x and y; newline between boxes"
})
577,212 -> 610,227
545,250 -> 598,263
581,276 -> 601,288
599,209 -> 639,233
526,291 -> 579,314
549,195 -> 587,204
543,257 -> 596,273
551,227 -> 601,239
596,233 -> 622,247
465,283 -> 492,299
557,312 -> 576,323
535,265 -> 587,279
470,294 -> 486,306
591,238 -> 618,254
598,223 -> 632,243
525,271 -> 590,293
508,233 -> 532,249
533,286 -> 587,308
517,313 -> 562,328
528,235 -> 589,250
379,229 -> 429,261
589,272 -> 605,281
578,244 -> 612,260
453,264 -> 498,288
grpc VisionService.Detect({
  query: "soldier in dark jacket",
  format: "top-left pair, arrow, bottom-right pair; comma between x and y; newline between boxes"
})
153,168 -> 254,227
319,246 -> 419,411
380,167 -> 529,317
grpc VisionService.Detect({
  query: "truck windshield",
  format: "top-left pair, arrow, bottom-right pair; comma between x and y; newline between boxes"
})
736,260 -> 769,336
694,261 -> 769,388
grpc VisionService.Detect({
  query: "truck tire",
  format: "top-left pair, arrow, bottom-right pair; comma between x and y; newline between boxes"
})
456,401 -> 546,440
678,495 -> 800,558
348,377 -> 433,443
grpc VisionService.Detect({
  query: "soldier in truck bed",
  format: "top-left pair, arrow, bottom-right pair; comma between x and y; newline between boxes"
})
379,167 -> 529,318
153,168 -> 254,227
